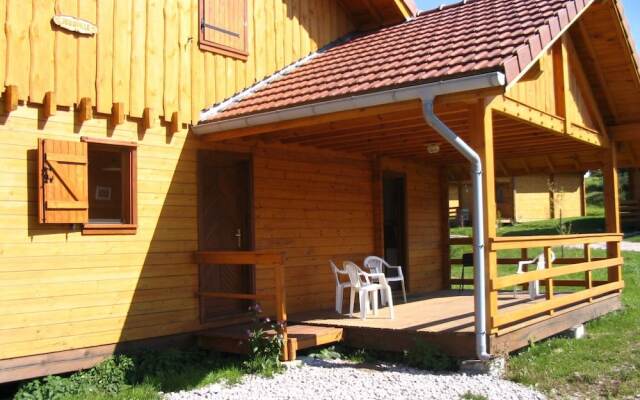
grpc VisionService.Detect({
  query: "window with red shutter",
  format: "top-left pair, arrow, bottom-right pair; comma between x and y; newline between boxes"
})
38,137 -> 138,235
38,139 -> 89,224
199,0 -> 248,60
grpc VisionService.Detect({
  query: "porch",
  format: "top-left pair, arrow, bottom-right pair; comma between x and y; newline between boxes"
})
195,230 -> 623,360
193,40 -> 626,360
290,290 -> 621,359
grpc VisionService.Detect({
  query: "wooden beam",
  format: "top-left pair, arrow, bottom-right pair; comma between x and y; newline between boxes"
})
77,97 -> 93,122
371,157 -> 384,257
565,35 -> 607,135
201,101 -> 424,143
143,107 -> 156,130
111,102 -> 125,126
496,96 -> 608,147
43,91 -> 56,118
472,97 -> 498,333
603,144 -> 622,284
610,123 -> 640,142
552,42 -> 566,118
490,233 -> 623,251
200,94 -> 492,144
170,112 -> 181,134
576,21 -> 620,121
493,281 -> 624,328
3,85 -> 18,112
440,167 -> 451,289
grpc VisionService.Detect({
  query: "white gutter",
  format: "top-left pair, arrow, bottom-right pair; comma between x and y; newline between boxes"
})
194,71 -> 506,360
193,73 -> 504,136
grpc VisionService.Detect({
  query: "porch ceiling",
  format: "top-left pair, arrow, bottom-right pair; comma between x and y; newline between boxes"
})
224,100 -> 601,173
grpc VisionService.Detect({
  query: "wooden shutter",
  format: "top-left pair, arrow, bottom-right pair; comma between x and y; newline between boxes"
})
38,139 -> 89,224
200,0 -> 248,59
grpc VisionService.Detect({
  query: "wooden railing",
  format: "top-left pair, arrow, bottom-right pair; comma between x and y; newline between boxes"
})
195,250 -> 290,358
448,233 -> 624,333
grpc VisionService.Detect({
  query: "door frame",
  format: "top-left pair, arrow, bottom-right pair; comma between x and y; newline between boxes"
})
196,150 -> 256,323
381,170 -> 410,292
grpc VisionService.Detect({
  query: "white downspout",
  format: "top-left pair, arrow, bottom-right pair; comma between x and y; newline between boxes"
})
420,98 -> 491,360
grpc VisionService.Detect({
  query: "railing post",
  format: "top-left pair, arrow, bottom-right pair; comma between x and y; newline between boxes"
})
543,246 -> 554,316
521,248 -> 529,292
273,263 -> 289,361
441,168 -> 452,290
603,144 -> 622,288
584,243 -> 593,302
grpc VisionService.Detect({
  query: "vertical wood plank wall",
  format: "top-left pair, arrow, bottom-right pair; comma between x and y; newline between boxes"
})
513,174 -> 584,222
0,104 -> 445,360
380,158 -> 444,293
450,174 -> 584,223
0,0 -> 353,125
0,0 -> 355,361
506,38 -> 601,134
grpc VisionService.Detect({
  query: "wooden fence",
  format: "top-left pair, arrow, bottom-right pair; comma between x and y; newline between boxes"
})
448,233 -> 624,333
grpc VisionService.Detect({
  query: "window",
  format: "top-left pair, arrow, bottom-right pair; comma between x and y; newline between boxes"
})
38,137 -> 137,235
199,0 -> 248,60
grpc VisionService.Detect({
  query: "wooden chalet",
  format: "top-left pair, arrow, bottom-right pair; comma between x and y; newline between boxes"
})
0,0 -> 638,383
449,172 -> 587,224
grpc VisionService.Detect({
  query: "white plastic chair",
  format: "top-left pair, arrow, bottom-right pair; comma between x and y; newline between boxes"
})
363,256 -> 407,305
343,261 -> 394,320
330,260 -> 351,314
515,251 -> 556,299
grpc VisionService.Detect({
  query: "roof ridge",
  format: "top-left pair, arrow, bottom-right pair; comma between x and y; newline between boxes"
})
199,33 -> 355,122
502,0 -> 594,84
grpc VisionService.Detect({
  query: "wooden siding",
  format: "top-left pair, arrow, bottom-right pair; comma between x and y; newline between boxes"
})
552,173 -> 584,219
0,99 -> 444,359
507,50 -> 557,115
380,158 -> 444,293
513,175 -> 552,222
0,0 -> 353,125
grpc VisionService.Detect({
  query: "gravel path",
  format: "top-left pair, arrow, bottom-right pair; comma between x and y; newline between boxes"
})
164,358 -> 546,400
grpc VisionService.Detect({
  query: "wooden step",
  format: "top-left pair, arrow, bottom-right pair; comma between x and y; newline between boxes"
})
197,323 -> 343,360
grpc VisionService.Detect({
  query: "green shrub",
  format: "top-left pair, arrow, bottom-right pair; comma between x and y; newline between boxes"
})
14,355 -> 134,400
242,304 -> 284,377
404,341 -> 457,372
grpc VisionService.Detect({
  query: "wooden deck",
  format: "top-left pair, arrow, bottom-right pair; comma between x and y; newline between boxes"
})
290,290 -> 622,358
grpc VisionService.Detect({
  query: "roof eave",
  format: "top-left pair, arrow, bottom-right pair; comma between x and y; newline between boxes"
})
193,71 -> 506,137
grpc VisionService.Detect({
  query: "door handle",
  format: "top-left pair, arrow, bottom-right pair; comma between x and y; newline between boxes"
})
235,228 -> 242,249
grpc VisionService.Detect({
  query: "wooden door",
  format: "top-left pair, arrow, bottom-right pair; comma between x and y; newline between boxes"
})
198,151 -> 254,322
383,172 -> 408,290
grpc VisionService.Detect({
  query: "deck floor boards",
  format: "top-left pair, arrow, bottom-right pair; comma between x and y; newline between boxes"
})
290,290 -> 536,334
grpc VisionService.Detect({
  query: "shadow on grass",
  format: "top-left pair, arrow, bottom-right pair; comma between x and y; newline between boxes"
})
500,216 -> 606,237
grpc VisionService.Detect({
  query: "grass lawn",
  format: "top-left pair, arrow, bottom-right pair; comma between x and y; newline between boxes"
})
626,233 -> 640,243
450,215 -> 606,238
507,251 -> 640,399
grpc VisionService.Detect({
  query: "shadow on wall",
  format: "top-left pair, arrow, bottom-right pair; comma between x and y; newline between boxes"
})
115,124 -> 201,353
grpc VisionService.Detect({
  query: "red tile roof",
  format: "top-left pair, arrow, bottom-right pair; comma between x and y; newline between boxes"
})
202,0 -> 593,123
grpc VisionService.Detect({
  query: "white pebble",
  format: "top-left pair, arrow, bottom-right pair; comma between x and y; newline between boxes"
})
164,358 -> 545,400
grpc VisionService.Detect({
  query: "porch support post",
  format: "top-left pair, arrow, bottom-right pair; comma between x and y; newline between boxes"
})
471,98 -> 498,335
603,144 -> 622,284
440,167 -> 452,289
372,156 -> 384,257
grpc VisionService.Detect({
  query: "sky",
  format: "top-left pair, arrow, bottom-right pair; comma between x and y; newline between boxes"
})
414,0 -> 640,51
